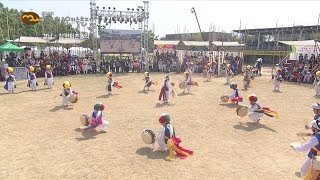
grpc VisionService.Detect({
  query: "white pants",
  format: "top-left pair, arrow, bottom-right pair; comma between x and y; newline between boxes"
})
207,73 -> 212,80
184,85 -> 191,93
243,80 -> 248,89
226,76 -> 231,84
158,139 -> 167,151
300,158 -> 312,178
46,78 -> 53,88
7,82 -> 15,93
274,81 -> 281,91
62,96 -> 69,106
248,112 -> 264,122
99,120 -> 109,131
30,79 -> 37,90
315,85 -> 320,96
164,91 -> 169,102
155,134 -> 167,151
143,83 -> 151,91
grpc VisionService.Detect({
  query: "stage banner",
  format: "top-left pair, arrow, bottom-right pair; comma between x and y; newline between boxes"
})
155,44 -> 174,50
100,29 -> 141,53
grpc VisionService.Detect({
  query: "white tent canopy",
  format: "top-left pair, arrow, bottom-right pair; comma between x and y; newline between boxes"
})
154,40 -> 180,46
211,41 -> 244,47
153,40 -> 244,47
279,40 -> 319,46
13,36 -> 86,44
183,41 -> 209,46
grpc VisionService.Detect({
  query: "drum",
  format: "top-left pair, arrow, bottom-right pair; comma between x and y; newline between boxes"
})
179,82 -> 186,89
236,106 -> 248,117
69,95 -> 78,103
141,129 -> 156,144
313,156 -> 320,170
80,114 -> 90,126
221,95 -> 229,102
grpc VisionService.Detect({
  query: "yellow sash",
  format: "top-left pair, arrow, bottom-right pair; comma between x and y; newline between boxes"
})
169,125 -> 174,138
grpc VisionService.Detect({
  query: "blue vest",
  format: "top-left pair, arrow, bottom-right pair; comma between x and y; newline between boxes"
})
308,134 -> 320,158
164,124 -> 175,144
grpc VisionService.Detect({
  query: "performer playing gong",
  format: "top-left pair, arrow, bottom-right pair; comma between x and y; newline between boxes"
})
248,94 -> 264,123
143,71 -> 152,91
292,119 -> 320,179
158,75 -> 171,103
182,71 -> 192,94
4,67 -> 16,94
81,102 -> 109,133
60,81 -> 73,107
44,65 -> 54,89
27,66 -> 37,91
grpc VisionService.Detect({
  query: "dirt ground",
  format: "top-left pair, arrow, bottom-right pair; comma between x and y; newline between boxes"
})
0,67 -> 316,179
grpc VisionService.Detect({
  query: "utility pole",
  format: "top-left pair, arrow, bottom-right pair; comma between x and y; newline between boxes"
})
190,7 -> 203,41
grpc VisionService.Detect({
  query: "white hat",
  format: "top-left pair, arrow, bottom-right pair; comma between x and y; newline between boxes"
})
311,103 -> 320,110
311,120 -> 320,130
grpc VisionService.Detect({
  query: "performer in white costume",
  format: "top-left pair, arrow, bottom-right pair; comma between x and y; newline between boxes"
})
81,102 -> 110,133
27,66 -> 37,91
314,71 -> 320,96
155,113 -> 176,151
206,63 -> 213,81
60,81 -> 73,107
292,119 -> 320,178
247,94 -> 264,123
143,71 -> 152,91
183,71 -> 192,94
44,65 -> 54,89
4,67 -> 16,93
274,69 -> 283,91
225,64 -> 234,85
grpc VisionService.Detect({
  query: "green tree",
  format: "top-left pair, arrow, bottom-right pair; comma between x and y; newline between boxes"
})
0,3 -> 78,47
141,29 -> 156,53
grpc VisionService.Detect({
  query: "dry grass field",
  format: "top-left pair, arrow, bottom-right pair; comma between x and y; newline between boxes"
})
0,67 -> 317,179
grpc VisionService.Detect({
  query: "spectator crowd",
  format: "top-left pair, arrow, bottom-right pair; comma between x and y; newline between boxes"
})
279,53 -> 320,84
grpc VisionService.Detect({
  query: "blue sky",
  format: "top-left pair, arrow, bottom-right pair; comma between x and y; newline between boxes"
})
2,0 -> 320,37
